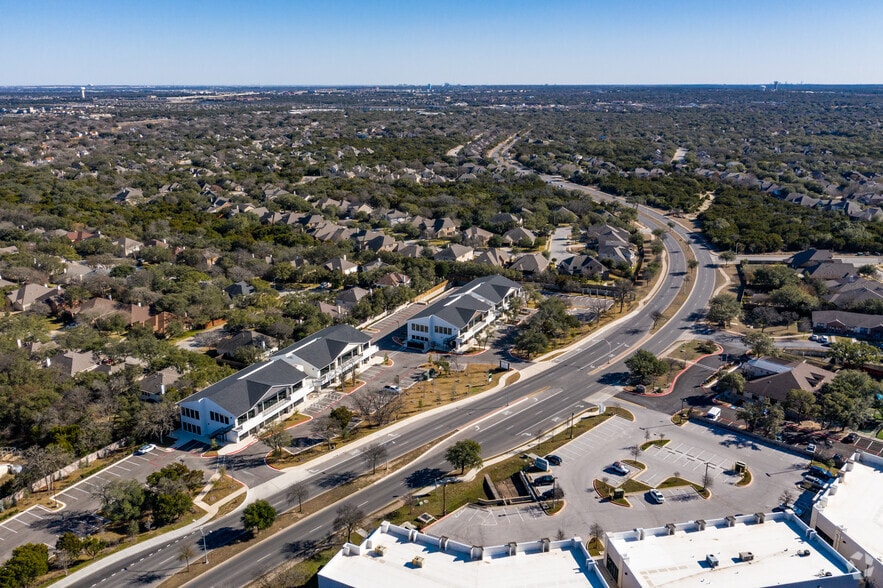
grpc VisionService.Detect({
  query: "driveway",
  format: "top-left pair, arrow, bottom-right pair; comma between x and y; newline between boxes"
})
427,402 -> 809,546
548,226 -> 575,264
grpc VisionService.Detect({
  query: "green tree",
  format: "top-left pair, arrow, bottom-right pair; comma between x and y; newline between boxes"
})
242,499 -> 276,535
716,371 -> 745,395
719,251 -> 736,266
445,439 -> 483,474
784,389 -> 818,422
0,543 -> 49,588
625,349 -> 669,385
743,332 -> 776,357
769,284 -> 819,314
329,406 -> 355,437
826,340 -> 880,368
96,479 -> 145,524
514,326 -> 549,359
706,294 -> 741,327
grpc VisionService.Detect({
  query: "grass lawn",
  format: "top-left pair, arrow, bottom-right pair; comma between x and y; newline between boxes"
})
620,479 -> 652,494
202,475 -> 243,506
736,468 -> 753,487
640,439 -> 670,451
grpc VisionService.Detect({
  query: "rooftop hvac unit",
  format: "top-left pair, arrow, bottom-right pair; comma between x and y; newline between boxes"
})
739,551 -> 754,562
798,549 -> 811,557
706,554 -> 719,568
412,556 -> 424,568
373,545 -> 386,556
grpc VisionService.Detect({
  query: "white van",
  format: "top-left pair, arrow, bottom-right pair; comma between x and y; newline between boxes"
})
706,407 -> 722,421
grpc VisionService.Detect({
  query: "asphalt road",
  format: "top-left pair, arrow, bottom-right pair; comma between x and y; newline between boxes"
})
67,147 -> 718,588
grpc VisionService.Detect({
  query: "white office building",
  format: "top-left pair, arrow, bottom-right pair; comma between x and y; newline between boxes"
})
406,274 -> 521,352
810,451 -> 883,586
604,511 -> 860,588
319,520 -> 609,588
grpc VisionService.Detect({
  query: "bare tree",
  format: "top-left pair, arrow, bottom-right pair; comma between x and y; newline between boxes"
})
333,503 -> 365,541
779,490 -> 794,508
363,444 -> 388,475
650,310 -> 665,329
178,542 -> 195,572
287,480 -> 309,513
259,421 -> 290,457
311,416 -> 343,450
589,522 -> 605,550
629,444 -> 640,460
133,400 -> 179,442
352,390 -> 403,427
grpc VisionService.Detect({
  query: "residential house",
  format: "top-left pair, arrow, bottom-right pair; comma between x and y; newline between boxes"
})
335,287 -> 371,310
65,230 -> 96,243
501,227 -> 536,246
374,272 -> 411,289
112,187 -> 144,206
473,248 -> 512,268
318,301 -> 348,321
415,217 -> 458,239
434,244 -> 474,263
805,261 -> 859,282
224,281 -> 256,298
788,248 -> 833,269
557,255 -> 609,279
71,298 -> 151,326
395,243 -> 426,259
509,253 -> 550,276
45,350 -> 98,379
812,310 -> 883,340
112,237 -> 144,257
824,277 -> 883,309
462,226 -> 494,247
215,330 -> 279,361
324,256 -> 359,276
488,212 -> 522,227
406,275 -> 522,352
6,283 -> 61,311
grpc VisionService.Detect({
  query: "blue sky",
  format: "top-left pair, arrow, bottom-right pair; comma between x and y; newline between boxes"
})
2,0 -> 881,85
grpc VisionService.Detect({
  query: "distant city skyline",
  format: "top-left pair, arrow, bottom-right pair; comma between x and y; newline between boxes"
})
3,0 -> 882,86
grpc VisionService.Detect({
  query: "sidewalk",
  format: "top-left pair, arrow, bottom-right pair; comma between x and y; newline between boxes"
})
54,258 -> 683,586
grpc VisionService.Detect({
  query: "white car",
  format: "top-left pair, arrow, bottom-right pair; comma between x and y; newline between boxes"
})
610,461 -> 629,476
135,443 -> 156,455
383,385 -> 402,393
806,443 -> 817,453
649,489 -> 665,504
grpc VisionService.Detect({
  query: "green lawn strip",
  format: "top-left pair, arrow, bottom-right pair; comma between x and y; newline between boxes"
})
621,459 -> 645,470
656,476 -> 692,489
640,439 -> 670,451
620,479 -> 652,495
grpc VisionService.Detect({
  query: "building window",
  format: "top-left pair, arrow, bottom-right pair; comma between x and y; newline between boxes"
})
181,407 -> 200,420
412,323 -> 429,333
182,422 -> 202,435
433,326 -> 453,335
209,411 -> 230,425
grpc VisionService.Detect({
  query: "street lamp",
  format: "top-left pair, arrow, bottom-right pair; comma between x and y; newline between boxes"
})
199,527 -> 208,564
569,412 -> 575,439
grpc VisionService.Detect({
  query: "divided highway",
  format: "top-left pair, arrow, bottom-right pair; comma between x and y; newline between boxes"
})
68,149 -> 718,588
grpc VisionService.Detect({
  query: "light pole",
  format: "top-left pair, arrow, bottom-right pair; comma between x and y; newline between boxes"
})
569,412 -> 575,440
199,527 -> 208,564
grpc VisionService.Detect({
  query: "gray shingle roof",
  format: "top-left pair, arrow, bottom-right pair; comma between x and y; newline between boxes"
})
411,275 -> 521,329
184,358 -> 308,417
274,324 -> 371,370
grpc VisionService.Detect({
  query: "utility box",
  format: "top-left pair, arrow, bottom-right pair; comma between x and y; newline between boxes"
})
706,554 -> 719,568
613,488 -> 625,500
734,461 -> 746,474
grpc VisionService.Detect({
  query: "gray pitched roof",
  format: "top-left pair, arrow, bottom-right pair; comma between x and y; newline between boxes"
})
184,358 -> 308,417
274,324 -> 371,371
411,275 -> 521,329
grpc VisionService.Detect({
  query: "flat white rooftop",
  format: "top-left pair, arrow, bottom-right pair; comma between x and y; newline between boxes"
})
608,515 -> 856,588
318,522 -> 608,588
817,455 -> 883,563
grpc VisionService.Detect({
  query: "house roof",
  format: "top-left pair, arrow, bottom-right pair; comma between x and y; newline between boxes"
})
804,261 -> 858,281
510,253 -> 549,274
47,350 -> 97,378
474,248 -> 512,267
274,324 -> 371,371
184,358 -> 308,417
411,275 -> 521,329
502,227 -> 536,243
335,287 -> 370,307
6,283 -> 58,308
788,248 -> 833,268
744,361 -> 835,403
812,310 -> 883,330
558,255 -> 606,276
225,281 -> 255,298
434,244 -> 473,261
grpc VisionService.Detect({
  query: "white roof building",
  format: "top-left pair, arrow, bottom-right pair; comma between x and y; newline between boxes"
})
319,521 -> 609,588
605,511 -> 860,588
810,451 -> 883,585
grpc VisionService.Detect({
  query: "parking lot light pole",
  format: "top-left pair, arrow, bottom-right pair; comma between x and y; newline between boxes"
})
570,412 -> 575,439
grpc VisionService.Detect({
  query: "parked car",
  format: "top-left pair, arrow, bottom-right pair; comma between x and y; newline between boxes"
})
383,385 -> 402,393
610,461 -> 629,476
842,433 -> 858,444
544,454 -> 562,466
805,443 -> 817,453
819,336 -> 830,345
648,489 -> 665,504
135,443 -> 156,455
809,334 -> 819,341
533,475 -> 556,486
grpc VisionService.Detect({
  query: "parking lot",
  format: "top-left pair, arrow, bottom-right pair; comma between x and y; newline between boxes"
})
427,402 -> 812,545
0,445 -> 207,561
